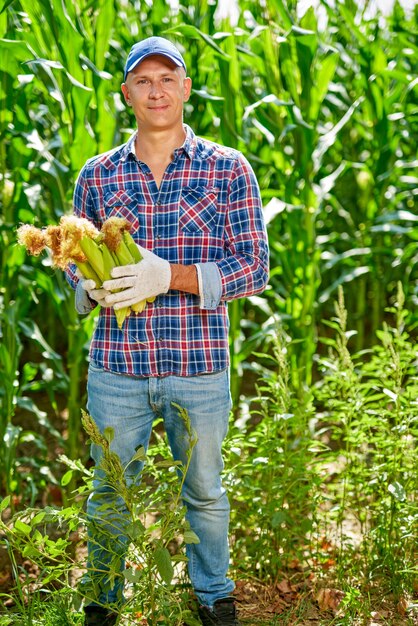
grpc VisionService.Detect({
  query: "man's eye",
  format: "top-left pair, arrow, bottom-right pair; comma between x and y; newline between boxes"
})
163,77 -> 173,82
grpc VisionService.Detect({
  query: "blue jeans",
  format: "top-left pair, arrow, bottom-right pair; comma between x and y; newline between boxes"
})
84,362 -> 234,608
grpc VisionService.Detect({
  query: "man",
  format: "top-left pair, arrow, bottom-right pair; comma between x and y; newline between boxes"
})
67,36 -> 269,626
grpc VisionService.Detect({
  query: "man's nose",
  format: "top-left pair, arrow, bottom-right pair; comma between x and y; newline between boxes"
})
149,82 -> 163,98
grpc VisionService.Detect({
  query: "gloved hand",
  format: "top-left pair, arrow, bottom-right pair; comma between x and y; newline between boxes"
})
79,278 -> 113,308
103,245 -> 171,310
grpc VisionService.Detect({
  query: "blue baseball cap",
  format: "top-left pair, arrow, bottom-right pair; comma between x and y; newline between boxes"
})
124,36 -> 186,80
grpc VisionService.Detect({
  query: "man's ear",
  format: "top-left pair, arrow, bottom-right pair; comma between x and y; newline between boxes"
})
183,77 -> 192,102
121,83 -> 131,105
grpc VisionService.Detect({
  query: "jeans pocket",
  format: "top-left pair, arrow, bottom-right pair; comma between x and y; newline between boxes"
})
197,368 -> 228,380
88,360 -> 106,374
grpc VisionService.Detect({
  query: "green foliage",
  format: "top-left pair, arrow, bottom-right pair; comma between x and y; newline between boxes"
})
314,284 -> 418,601
0,405 -> 199,625
226,328 -> 320,579
1,287 -> 417,620
224,284 -> 417,617
1,0 -> 416,413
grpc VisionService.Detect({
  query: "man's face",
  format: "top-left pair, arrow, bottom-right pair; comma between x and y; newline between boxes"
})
121,55 -> 191,133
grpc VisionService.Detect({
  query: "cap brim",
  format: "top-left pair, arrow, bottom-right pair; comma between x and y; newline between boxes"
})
126,53 -> 184,76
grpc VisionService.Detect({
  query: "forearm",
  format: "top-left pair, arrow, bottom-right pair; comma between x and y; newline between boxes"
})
169,264 -> 199,295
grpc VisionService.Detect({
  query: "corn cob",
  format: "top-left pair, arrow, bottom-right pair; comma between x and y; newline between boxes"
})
120,230 -> 150,313
17,216 -> 156,329
101,243 -> 131,328
109,232 -> 136,266
75,260 -> 101,286
103,219 -> 155,313
123,230 -> 142,263
99,244 -> 115,281
78,237 -> 130,329
100,222 -> 138,312
79,236 -> 105,280
121,230 -> 156,308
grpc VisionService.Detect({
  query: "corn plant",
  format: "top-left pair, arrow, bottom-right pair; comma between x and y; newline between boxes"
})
1,14 -> 416,613
3,0 -> 417,407
0,182 -> 65,503
1,0 -> 118,472
318,0 -> 418,347
166,0 -> 412,391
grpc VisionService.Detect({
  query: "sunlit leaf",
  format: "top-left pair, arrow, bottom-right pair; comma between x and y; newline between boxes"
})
184,529 -> 200,544
14,519 -> 31,535
0,38 -> 34,75
154,545 -> 174,585
388,482 -> 406,502
129,446 -> 146,463
61,470 -> 73,486
0,496 -> 11,513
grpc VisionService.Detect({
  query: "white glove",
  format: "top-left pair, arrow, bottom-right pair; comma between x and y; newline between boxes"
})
103,245 -> 171,310
80,278 -> 113,308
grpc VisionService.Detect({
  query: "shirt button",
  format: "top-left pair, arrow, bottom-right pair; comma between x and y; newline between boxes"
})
156,234 -> 162,240
158,336 -> 163,342
155,201 -> 162,206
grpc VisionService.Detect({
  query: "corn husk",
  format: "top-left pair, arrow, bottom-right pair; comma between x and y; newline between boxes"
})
17,216 -> 152,329
101,217 -> 155,313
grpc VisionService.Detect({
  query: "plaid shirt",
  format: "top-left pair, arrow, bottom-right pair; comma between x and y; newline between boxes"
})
66,125 -> 269,377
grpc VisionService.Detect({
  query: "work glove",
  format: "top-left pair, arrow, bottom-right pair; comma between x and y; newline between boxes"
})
77,270 -> 113,308
102,245 -> 171,310
81,279 -> 114,308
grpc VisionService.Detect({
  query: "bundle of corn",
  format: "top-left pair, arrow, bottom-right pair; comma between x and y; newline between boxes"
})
17,216 -> 153,328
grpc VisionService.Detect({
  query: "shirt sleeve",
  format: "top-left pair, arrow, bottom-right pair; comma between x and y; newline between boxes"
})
75,280 -> 97,314
195,262 -> 223,310
205,154 -> 269,307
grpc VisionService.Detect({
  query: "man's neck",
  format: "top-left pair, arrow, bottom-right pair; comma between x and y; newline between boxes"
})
135,125 -> 186,165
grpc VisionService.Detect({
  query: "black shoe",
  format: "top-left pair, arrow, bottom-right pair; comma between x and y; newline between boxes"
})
198,597 -> 241,625
84,606 -> 118,626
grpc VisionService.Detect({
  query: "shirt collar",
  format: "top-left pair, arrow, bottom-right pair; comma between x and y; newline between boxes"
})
180,124 -> 196,159
120,131 -> 138,162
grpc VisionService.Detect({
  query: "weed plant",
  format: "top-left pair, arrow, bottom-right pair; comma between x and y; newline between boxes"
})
314,285 -> 418,606
0,406 -> 200,626
225,285 -> 416,619
226,327 -> 322,580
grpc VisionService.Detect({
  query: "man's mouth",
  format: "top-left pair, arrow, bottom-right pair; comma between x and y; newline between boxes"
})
148,105 -> 169,110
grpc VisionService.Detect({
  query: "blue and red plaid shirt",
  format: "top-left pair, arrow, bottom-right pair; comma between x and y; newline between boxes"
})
66,125 -> 269,377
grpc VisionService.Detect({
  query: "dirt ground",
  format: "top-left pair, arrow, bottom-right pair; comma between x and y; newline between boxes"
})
1,540 -> 417,626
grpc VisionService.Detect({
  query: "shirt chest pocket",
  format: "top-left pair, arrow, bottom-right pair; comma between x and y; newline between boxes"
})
103,189 -> 141,233
179,186 -> 219,233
